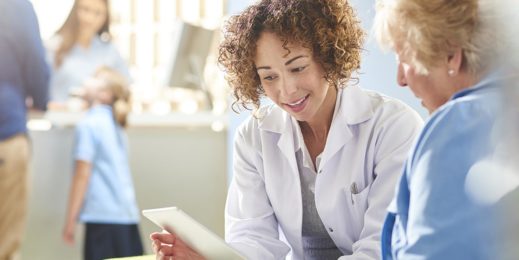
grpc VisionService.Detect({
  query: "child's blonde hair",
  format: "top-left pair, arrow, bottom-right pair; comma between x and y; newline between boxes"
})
94,67 -> 131,127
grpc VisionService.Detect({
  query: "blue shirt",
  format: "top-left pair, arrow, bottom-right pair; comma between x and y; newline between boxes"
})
74,105 -> 139,224
381,73 -> 505,260
0,0 -> 49,140
47,36 -> 130,102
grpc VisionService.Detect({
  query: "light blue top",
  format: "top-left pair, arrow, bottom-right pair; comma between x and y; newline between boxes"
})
74,104 -> 139,224
381,72 -> 505,260
47,36 -> 130,102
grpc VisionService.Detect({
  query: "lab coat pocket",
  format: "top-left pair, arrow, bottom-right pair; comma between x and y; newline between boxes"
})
351,184 -> 369,209
345,183 -> 370,225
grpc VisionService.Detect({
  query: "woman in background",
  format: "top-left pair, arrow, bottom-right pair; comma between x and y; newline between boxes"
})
373,0 -> 515,259
62,67 -> 143,260
47,0 -> 130,104
151,0 -> 423,259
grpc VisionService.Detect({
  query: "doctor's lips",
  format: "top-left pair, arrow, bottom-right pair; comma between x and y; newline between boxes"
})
283,94 -> 309,112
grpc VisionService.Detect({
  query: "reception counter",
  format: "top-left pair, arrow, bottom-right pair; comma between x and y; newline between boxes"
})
21,111 -> 228,259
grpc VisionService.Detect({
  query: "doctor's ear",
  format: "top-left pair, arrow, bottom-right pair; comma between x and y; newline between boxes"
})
447,48 -> 463,76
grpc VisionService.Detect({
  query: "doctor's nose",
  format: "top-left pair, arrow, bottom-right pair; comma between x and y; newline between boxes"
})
397,63 -> 408,87
279,76 -> 298,96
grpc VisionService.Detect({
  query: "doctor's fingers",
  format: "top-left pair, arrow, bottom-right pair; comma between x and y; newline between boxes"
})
153,243 -> 204,260
169,241 -> 206,260
151,238 -> 175,255
151,239 -> 161,254
151,232 -> 176,244
168,248 -> 202,260
155,244 -> 175,259
156,254 -> 174,260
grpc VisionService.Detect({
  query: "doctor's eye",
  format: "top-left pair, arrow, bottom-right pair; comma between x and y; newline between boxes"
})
291,66 -> 307,73
262,75 -> 277,81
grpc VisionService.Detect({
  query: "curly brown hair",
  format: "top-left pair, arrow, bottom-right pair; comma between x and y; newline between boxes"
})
218,0 -> 364,111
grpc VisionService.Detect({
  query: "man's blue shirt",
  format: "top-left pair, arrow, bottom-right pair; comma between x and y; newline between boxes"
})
0,0 -> 49,140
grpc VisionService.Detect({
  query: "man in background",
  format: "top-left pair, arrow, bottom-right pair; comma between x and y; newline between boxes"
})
0,0 -> 50,259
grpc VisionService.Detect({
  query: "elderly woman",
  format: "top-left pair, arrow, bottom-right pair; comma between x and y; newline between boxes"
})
151,0 -> 422,259
374,0 -> 511,259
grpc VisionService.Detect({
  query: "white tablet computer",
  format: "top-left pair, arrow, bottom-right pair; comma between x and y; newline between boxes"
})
142,207 -> 245,260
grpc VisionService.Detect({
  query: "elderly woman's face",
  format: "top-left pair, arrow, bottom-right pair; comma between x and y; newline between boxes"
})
254,32 -> 335,122
395,50 -> 453,113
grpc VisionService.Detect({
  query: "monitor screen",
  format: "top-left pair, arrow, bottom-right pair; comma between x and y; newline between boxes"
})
166,21 -> 216,90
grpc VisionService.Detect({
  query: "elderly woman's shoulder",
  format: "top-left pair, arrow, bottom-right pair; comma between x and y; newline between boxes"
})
430,92 -> 500,128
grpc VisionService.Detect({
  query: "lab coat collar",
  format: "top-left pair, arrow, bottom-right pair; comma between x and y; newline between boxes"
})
258,85 -> 375,169
320,85 -> 374,167
257,104 -> 290,134
340,84 -> 375,125
257,105 -> 298,173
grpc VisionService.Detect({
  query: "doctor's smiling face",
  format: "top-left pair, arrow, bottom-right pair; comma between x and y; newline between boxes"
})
254,32 -> 336,123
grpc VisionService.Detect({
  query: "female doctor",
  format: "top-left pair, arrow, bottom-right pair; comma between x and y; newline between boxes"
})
151,0 -> 423,259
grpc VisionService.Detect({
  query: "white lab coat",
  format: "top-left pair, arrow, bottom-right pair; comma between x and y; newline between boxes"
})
225,85 -> 423,260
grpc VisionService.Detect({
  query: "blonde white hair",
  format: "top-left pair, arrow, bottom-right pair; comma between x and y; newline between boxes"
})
373,0 -> 501,75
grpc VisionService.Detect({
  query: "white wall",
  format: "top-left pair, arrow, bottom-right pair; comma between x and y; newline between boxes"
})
349,0 -> 426,117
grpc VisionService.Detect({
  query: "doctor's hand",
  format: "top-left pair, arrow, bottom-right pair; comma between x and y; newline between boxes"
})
150,228 -> 206,260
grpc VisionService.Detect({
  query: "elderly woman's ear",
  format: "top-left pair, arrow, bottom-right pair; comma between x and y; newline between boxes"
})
446,48 -> 464,76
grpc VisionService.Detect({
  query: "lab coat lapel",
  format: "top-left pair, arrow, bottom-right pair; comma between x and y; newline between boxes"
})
259,106 -> 300,175
320,86 -> 374,168
259,105 -> 304,253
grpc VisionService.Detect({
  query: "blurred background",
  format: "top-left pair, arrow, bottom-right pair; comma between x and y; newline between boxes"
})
22,0 -> 428,259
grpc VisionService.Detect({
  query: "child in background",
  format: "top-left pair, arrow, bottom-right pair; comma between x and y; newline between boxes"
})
62,67 -> 143,260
